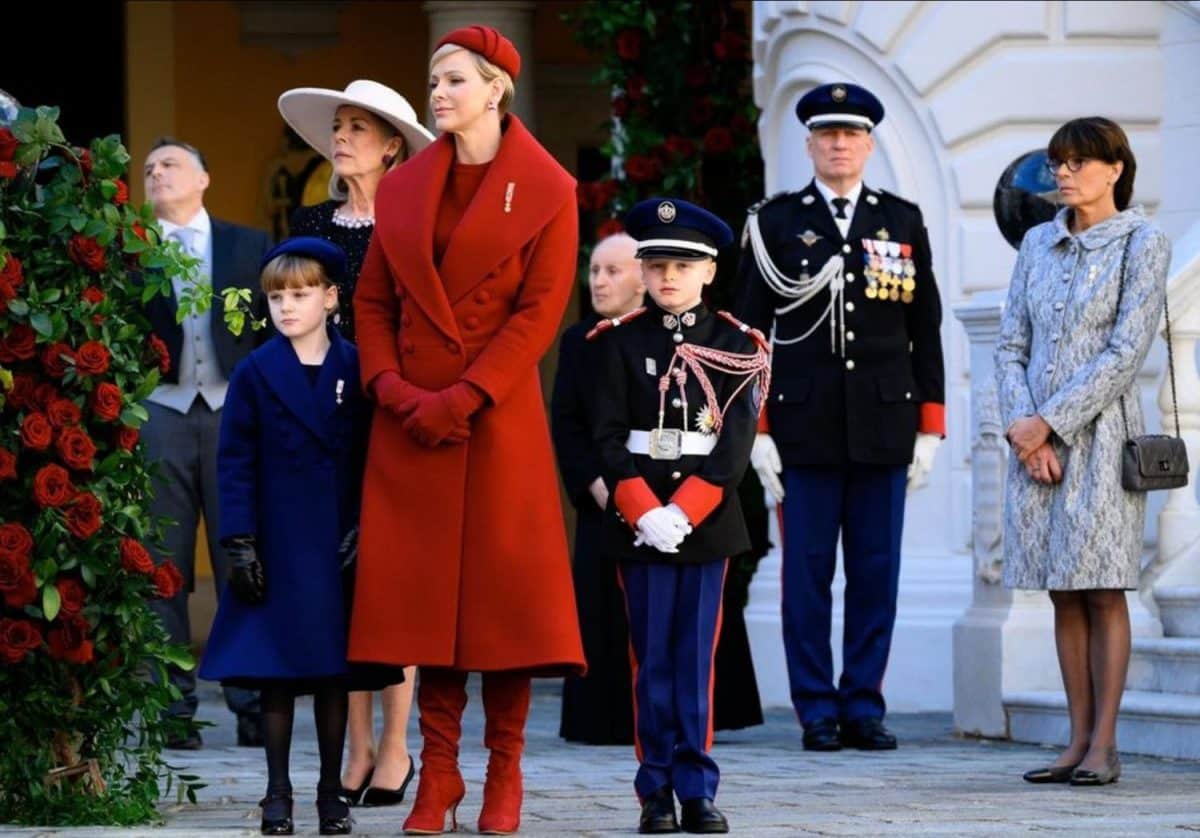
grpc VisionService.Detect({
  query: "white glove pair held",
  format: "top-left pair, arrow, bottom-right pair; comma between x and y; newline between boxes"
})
750,432 -> 942,502
634,503 -> 693,554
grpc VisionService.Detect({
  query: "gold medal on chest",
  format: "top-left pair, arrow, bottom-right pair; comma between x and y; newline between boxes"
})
876,228 -> 890,241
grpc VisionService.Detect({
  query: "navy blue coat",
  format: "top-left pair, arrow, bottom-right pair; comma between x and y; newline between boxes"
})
199,328 -> 369,684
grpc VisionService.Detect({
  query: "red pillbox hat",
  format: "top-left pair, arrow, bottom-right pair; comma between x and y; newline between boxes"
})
435,25 -> 521,81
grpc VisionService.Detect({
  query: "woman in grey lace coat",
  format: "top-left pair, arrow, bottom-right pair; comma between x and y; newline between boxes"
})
995,117 -> 1170,787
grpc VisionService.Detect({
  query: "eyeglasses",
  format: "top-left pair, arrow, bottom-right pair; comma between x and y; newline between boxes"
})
1045,157 -> 1090,175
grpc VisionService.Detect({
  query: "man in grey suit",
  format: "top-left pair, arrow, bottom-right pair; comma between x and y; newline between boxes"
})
141,137 -> 270,748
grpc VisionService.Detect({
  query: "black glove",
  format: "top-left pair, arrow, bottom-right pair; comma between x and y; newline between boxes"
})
336,526 -> 359,571
222,534 -> 265,605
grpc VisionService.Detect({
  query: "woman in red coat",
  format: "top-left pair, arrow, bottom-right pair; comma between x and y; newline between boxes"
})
349,25 -> 585,835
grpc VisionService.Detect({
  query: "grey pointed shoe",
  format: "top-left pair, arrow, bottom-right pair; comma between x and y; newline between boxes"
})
1070,752 -> 1121,786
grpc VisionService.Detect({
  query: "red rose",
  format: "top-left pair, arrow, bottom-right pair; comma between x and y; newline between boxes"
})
685,65 -> 709,90
7,374 -> 36,411
115,425 -> 140,451
20,412 -> 53,452
40,342 -> 75,379
112,179 -> 128,205
147,334 -> 171,374
47,398 -> 82,428
731,113 -> 753,136
0,553 -> 32,601
612,96 -> 631,120
33,383 -> 59,411
1,253 -> 23,288
703,126 -> 734,154
1,324 -> 37,362
625,75 -> 647,102
0,161 -> 17,180
616,28 -> 644,61
1,567 -> 37,609
0,280 -> 14,315
0,448 -> 15,481
664,135 -> 698,158
0,618 -> 42,665
597,218 -> 625,239
152,561 -> 185,599
47,614 -> 93,664
33,464 -> 74,508
65,492 -> 102,539
119,537 -> 155,575
81,286 -> 105,305
130,222 -> 149,243
623,154 -> 661,184
56,426 -> 96,471
78,149 -> 93,176
68,235 -> 106,273
689,98 -> 715,128
0,522 -> 34,557
0,127 -> 17,162
720,30 -> 747,60
576,181 -> 599,211
75,341 -> 111,376
90,381 -> 123,422
56,578 -> 86,617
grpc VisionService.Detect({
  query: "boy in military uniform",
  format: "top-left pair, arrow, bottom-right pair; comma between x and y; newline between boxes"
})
591,198 -> 771,834
735,83 -> 945,751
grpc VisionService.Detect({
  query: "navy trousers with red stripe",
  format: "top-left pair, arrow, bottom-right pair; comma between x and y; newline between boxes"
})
619,558 -> 727,803
780,464 -> 907,725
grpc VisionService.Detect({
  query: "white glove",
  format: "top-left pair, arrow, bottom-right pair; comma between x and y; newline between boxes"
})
750,433 -> 785,504
907,433 -> 942,493
633,504 -> 693,554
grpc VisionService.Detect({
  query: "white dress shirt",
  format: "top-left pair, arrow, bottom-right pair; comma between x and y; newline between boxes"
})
813,179 -> 863,240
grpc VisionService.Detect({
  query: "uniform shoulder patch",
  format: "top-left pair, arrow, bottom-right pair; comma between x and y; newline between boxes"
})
585,306 -> 647,341
878,189 -> 921,213
715,310 -> 771,353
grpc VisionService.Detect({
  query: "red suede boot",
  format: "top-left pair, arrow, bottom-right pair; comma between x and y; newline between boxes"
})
477,672 -> 531,835
403,669 -> 469,835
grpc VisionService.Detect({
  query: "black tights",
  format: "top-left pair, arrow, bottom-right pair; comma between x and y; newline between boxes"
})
262,684 -> 349,798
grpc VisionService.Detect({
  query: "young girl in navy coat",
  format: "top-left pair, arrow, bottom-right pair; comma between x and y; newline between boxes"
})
200,237 -> 396,836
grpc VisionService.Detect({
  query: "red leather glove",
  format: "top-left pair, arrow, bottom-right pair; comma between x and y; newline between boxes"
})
402,381 -> 486,447
372,371 -> 429,418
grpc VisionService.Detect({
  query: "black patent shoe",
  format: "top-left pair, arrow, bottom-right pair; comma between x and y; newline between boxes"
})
838,717 -> 898,750
801,718 -> 842,751
680,798 -> 729,834
1023,763 -> 1078,783
360,755 -> 415,807
341,766 -> 374,806
317,793 -> 353,835
638,787 -> 680,834
260,793 -> 294,835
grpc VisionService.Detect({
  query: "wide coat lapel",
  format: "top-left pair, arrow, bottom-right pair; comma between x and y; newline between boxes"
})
797,180 -> 842,246
439,115 -> 574,304
251,331 -> 350,449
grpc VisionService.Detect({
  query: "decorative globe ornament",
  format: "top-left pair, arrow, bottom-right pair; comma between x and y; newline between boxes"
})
993,149 -> 1060,250
0,88 -> 19,124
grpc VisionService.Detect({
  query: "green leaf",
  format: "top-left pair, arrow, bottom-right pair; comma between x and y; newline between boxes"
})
162,645 -> 196,671
30,311 -> 53,337
43,585 -> 62,622
81,563 -> 97,588
6,298 -> 29,316
40,288 -> 62,304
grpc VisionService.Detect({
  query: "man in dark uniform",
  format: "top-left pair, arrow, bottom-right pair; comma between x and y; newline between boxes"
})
734,83 -> 945,751
593,198 -> 771,834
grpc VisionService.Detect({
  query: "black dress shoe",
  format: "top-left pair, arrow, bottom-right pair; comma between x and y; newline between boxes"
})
679,798 -> 728,834
238,714 -> 265,748
165,732 -> 203,750
317,793 -> 354,834
1023,763 -> 1078,783
802,718 -> 842,751
341,767 -> 374,806
260,792 -> 294,835
360,755 -> 415,807
839,718 -> 897,750
638,787 -> 679,834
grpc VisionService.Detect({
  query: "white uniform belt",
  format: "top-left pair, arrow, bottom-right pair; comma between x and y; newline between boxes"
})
626,430 -> 716,456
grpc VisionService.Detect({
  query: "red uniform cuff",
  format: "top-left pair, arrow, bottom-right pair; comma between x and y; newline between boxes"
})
670,476 -> 723,526
757,409 -> 770,434
919,402 -> 946,437
614,478 -> 660,530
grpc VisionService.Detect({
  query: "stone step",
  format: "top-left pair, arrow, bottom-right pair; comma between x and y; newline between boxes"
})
1005,689 -> 1200,760
1155,586 -> 1200,638
1129,637 -> 1200,694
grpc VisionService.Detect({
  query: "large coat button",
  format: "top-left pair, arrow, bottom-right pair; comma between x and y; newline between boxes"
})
401,313 -> 412,327
446,341 -> 461,354
402,339 -> 415,354
475,289 -> 491,304
464,315 -> 481,330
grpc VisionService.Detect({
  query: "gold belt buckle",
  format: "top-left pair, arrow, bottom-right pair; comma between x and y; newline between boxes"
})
649,428 -> 682,460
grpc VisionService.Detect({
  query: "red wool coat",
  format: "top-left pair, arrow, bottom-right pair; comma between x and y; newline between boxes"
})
348,116 -> 585,676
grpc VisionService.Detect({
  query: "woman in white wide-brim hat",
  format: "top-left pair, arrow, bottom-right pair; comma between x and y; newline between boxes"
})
277,79 -> 430,808
279,79 -> 433,343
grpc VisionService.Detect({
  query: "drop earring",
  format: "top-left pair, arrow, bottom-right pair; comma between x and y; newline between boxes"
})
487,101 -> 497,111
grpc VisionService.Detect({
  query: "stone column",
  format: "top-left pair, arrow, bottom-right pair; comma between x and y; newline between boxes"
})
423,1 -> 537,129
951,292 -> 1059,737
745,501 -> 789,707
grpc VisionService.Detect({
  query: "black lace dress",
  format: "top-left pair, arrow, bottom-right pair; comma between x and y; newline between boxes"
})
289,200 -> 374,343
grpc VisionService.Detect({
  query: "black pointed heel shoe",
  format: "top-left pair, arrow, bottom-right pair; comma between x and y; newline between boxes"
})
317,793 -> 354,835
260,792 -> 294,835
341,766 -> 374,806
361,755 -> 416,807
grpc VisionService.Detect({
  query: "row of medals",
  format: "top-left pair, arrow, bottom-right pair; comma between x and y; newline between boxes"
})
862,237 -> 916,303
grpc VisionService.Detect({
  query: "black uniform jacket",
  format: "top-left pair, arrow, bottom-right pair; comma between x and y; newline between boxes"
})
592,301 -> 761,565
734,180 -> 944,467
145,217 -> 271,383
551,316 -> 605,510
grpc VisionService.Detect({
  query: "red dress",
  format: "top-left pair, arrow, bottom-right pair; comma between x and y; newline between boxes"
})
349,115 -> 585,676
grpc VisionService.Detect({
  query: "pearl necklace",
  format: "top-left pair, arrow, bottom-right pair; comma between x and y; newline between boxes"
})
331,209 -> 374,229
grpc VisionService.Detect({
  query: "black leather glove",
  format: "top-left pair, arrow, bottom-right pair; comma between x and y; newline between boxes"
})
336,526 -> 359,571
222,534 -> 265,605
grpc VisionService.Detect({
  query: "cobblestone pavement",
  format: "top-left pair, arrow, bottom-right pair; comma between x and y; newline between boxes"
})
4,680 -> 1198,836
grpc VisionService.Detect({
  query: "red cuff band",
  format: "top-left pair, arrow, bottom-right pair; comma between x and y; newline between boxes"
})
614,478 -> 660,530
757,409 -> 770,434
671,476 -> 723,526
919,402 -> 946,437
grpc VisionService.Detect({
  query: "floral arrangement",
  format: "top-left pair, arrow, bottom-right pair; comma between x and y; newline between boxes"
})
0,106 -> 205,824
